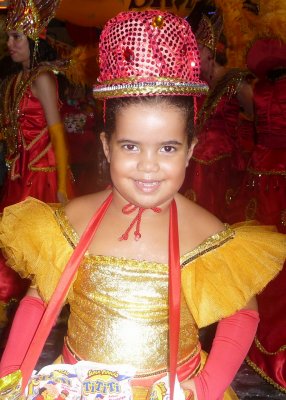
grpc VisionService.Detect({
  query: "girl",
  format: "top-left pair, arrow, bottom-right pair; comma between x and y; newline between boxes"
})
0,10 -> 285,400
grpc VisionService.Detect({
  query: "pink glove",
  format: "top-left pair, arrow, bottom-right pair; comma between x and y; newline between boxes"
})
0,295 -> 45,383
194,309 -> 259,400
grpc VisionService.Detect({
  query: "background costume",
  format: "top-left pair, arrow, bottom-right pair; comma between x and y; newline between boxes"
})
181,13 -> 254,223
228,38 -> 286,392
181,69 -> 252,222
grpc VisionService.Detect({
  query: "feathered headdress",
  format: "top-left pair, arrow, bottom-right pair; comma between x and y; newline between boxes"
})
214,0 -> 286,69
6,0 -> 60,41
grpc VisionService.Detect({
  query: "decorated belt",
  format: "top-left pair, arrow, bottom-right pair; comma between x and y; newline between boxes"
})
62,337 -> 201,387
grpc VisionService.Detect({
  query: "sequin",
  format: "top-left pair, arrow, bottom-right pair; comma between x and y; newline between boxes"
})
123,47 -> 134,62
152,15 -> 164,29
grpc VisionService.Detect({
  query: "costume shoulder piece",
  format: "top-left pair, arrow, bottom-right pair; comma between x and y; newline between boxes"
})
198,69 -> 248,132
0,197 -> 74,302
181,223 -> 286,328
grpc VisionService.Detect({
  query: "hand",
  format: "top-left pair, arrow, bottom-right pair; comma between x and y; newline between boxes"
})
57,190 -> 68,205
181,378 -> 198,400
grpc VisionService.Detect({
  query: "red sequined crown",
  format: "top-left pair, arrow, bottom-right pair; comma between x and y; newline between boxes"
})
93,10 -> 208,99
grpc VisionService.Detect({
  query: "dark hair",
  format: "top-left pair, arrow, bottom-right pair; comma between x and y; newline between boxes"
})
6,37 -> 58,74
104,96 -> 195,145
28,37 -> 58,67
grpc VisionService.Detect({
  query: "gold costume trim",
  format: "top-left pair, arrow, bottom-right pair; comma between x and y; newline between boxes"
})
93,76 -> 209,99
64,337 -> 201,379
246,357 -> 286,394
253,336 -> 286,355
29,165 -> 56,172
55,206 -> 78,248
197,69 -> 247,134
181,225 -> 234,267
191,153 -> 231,165
247,167 -> 286,176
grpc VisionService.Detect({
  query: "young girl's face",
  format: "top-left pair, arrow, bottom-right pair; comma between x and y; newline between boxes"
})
101,102 -> 195,209
7,31 -> 30,69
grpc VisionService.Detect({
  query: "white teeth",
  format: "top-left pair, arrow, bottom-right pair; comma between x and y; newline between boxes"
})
137,181 -> 158,187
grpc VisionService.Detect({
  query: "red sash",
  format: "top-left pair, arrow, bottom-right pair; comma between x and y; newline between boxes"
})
20,194 -> 182,400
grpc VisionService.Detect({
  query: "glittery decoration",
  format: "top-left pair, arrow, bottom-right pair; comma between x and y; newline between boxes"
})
123,47 -> 134,63
6,0 -> 60,41
152,14 -> 164,29
196,69 -> 248,134
196,14 -> 223,55
93,11 -> 208,99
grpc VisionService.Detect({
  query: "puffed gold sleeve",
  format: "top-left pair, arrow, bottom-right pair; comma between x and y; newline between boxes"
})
181,223 -> 286,328
0,197 -> 74,303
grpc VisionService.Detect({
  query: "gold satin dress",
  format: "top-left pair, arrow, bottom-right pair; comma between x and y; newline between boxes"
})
1,198 -> 286,399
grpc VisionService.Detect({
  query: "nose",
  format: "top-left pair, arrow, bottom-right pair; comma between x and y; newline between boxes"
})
137,150 -> 159,173
7,36 -> 13,49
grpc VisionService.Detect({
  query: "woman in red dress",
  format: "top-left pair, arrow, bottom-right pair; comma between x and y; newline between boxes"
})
0,0 -> 72,331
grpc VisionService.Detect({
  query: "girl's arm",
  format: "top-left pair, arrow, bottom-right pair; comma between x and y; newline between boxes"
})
181,297 -> 259,400
0,287 -> 45,385
33,72 -> 69,204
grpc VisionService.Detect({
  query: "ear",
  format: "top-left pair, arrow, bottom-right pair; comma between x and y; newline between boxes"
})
186,137 -> 197,167
100,132 -> 111,163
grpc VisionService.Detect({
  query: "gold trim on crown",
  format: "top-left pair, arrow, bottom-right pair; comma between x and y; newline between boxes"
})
6,0 -> 60,41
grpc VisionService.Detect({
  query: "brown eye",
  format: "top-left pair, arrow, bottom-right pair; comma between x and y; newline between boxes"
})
162,145 -> 175,153
123,144 -> 137,151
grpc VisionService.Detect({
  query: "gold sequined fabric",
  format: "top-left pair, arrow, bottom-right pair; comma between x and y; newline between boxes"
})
66,255 -> 198,375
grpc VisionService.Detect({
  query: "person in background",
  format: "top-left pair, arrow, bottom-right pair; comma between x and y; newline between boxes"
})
229,37 -> 286,392
181,13 -> 254,223
0,0 -> 73,337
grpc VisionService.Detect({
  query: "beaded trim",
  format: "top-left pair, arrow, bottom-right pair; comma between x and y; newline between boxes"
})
93,79 -> 208,99
29,166 -> 57,172
253,336 -> 286,355
247,167 -> 286,176
246,357 -> 286,394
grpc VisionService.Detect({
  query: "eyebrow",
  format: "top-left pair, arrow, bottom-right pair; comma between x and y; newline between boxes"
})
116,139 -> 183,145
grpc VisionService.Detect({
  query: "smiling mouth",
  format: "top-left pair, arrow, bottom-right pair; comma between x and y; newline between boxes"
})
135,180 -> 160,192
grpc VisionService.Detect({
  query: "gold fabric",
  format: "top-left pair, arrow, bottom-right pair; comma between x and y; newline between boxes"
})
181,222 -> 286,328
0,198 -> 74,302
0,198 -> 285,399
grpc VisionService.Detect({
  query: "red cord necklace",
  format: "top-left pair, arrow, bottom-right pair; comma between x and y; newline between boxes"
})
119,203 -> 162,241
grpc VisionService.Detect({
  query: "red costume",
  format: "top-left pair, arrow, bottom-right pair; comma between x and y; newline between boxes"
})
228,38 -> 286,393
0,66 -> 73,328
181,69 -> 250,222
1,72 -> 61,210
